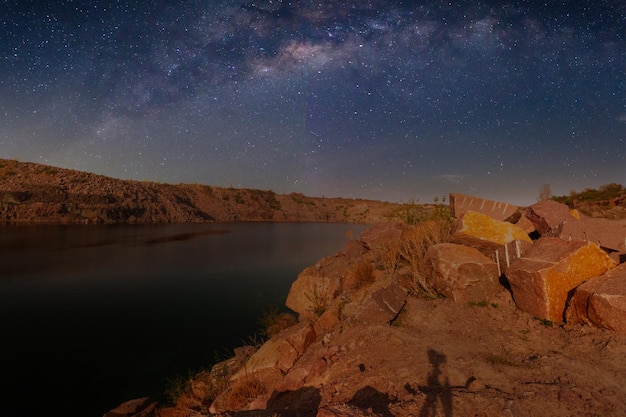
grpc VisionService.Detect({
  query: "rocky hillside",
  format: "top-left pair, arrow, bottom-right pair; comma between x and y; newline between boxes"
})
552,183 -> 626,219
0,159 -> 401,224
107,194 -> 626,417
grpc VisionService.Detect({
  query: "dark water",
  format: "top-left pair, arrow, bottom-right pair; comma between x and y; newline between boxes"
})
0,222 -> 367,417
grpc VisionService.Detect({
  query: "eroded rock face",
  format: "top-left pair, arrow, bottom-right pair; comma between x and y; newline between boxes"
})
425,243 -> 501,302
506,238 -> 617,323
566,263 -> 626,333
525,199 -> 577,236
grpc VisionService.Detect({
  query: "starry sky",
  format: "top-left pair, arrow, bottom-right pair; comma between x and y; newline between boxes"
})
1,1 -> 624,205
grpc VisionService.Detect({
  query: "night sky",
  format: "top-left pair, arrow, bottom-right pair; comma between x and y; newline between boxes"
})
1,1 -> 624,205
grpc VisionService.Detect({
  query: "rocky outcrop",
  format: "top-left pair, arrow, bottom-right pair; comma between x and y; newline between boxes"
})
210,323 -> 316,413
566,263 -> 626,333
505,238 -> 617,323
103,192 -> 626,417
425,243 -> 501,302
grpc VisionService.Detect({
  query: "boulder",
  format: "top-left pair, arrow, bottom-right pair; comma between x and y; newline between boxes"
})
506,238 -> 617,323
450,211 -> 532,266
286,256 -> 346,321
425,243 -> 501,302
449,193 -> 520,221
210,323 -> 316,413
525,199 -> 577,236
359,222 -> 409,250
566,263 -> 626,333
102,397 -> 157,417
559,216 -> 626,254
353,281 -> 407,324
514,211 -> 536,234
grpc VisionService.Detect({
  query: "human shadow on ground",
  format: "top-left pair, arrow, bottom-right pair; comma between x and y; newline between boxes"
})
418,348 -> 453,417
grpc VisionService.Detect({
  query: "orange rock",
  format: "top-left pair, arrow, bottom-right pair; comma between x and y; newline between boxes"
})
451,210 -> 532,249
425,243 -> 501,302
506,238 -> 617,323
286,257 -> 345,321
566,263 -> 626,333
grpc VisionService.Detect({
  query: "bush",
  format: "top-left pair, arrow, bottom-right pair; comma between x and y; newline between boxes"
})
258,306 -> 297,338
352,260 -> 374,288
383,219 -> 452,298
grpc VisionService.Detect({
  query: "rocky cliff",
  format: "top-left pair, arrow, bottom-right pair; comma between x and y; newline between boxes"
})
0,159 -> 399,224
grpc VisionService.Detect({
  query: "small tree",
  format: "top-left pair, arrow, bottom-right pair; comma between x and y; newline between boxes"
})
537,184 -> 552,202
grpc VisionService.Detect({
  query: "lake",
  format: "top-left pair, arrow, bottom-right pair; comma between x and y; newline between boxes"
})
0,222 -> 367,417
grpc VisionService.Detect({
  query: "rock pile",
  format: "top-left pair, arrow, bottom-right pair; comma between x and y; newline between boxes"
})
198,197 -> 624,414
106,194 -> 626,417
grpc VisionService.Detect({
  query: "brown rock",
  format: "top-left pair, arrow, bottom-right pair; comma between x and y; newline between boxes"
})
525,199 -> 577,236
506,238 -> 617,323
353,282 -> 407,324
359,222 -> 409,250
210,323 -> 316,413
560,216 -> 626,253
313,308 -> 341,336
425,243 -> 501,302
449,193 -> 520,221
103,397 -> 157,417
515,211 -> 536,234
286,256 -> 345,321
566,263 -> 626,333
344,238 -> 367,259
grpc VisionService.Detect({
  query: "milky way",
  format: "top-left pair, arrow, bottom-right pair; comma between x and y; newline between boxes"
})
1,1 -> 624,204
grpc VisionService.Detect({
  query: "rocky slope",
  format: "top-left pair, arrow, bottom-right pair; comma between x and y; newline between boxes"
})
114,195 -> 626,417
0,159 -> 400,224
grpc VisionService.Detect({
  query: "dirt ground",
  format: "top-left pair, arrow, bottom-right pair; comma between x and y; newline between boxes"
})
285,289 -> 626,417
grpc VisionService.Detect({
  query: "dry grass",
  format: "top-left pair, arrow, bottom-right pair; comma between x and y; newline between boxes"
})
382,219 -> 452,298
259,306 -> 298,338
225,378 -> 267,409
166,368 -> 230,412
351,259 -> 374,288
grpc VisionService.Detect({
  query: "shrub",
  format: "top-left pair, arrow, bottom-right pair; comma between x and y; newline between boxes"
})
305,285 -> 327,317
383,219 -> 452,298
352,260 -> 374,288
226,378 -> 267,409
258,306 -> 297,338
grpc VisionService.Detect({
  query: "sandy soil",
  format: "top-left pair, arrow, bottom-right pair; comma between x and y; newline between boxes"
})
280,289 -> 626,417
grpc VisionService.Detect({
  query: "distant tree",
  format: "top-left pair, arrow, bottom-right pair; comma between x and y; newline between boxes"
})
537,184 -> 552,202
